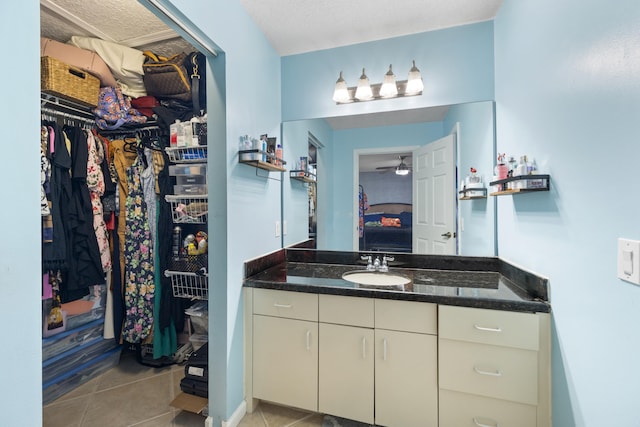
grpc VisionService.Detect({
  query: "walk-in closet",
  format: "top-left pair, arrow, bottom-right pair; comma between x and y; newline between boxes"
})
39,1 -> 215,425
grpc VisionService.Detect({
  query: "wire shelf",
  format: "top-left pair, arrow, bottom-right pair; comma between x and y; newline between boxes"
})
166,270 -> 208,300
165,195 -> 208,224
165,146 -> 208,163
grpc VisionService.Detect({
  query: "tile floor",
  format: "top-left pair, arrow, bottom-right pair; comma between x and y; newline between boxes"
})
43,348 -> 326,427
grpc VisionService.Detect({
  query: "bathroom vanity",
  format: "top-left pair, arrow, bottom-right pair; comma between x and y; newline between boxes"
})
243,250 -> 551,427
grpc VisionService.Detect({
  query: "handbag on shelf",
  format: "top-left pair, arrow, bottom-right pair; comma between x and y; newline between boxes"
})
142,51 -> 206,116
142,51 -> 192,102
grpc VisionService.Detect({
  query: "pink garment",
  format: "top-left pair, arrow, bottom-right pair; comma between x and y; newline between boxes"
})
86,130 -> 111,273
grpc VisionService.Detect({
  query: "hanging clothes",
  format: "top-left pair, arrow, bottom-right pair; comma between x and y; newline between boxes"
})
85,130 -> 111,273
42,122 -> 71,273
62,126 -> 105,302
121,156 -> 155,344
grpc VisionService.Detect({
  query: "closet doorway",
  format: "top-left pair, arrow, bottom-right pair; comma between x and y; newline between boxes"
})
40,1 -> 220,426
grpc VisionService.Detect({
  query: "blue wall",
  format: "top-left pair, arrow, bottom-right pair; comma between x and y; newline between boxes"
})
0,1 -> 42,425
167,0 -> 283,422
282,119 -> 333,247
444,101 -> 496,256
359,171 -> 412,206
495,0 -> 640,425
282,21 -> 495,122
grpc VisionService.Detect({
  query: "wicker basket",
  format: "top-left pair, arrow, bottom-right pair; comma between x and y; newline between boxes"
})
41,56 -> 100,107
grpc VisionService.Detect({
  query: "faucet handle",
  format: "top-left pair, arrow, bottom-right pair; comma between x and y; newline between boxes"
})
362,254 -> 375,270
383,255 -> 395,264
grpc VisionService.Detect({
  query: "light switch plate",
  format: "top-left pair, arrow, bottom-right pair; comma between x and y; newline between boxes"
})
617,238 -> 640,285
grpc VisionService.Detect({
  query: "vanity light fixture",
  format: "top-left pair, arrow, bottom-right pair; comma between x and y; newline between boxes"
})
332,61 -> 424,104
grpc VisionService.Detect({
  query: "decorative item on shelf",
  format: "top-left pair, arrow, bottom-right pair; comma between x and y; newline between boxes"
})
459,167 -> 486,199
332,60 -> 424,104
489,174 -> 550,196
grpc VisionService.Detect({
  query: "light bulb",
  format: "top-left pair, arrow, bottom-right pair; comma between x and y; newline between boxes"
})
405,60 -> 424,95
379,64 -> 398,98
332,71 -> 351,103
355,68 -> 373,101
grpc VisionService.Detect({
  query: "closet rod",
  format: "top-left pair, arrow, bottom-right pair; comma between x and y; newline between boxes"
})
41,107 -> 95,125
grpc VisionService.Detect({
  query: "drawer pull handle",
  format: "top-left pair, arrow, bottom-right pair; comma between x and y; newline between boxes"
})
273,303 -> 292,309
383,338 -> 388,361
362,337 -> 366,359
474,366 -> 503,377
474,324 -> 502,333
306,330 -> 311,351
473,417 -> 498,427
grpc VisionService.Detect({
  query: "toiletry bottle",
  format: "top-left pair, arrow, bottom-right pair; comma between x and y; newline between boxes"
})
261,138 -> 267,162
276,144 -> 283,167
176,120 -> 186,147
183,118 -> 194,147
189,116 -> 200,146
170,120 -> 179,147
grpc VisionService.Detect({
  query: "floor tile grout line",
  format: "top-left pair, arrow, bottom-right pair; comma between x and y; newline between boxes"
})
286,412 -> 321,427
91,369 -> 174,395
126,410 -> 174,427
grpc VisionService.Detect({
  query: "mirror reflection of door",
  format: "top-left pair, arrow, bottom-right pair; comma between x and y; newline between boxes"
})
308,139 -> 317,240
412,133 -> 457,255
356,130 -> 457,256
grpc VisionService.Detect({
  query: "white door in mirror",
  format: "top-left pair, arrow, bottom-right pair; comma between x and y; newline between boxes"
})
618,238 -> 640,285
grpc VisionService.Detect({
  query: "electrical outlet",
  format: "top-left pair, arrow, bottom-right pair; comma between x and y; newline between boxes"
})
275,221 -> 281,237
618,238 -> 640,285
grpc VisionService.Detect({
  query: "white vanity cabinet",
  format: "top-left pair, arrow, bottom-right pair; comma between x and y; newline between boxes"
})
318,294 -> 375,424
374,299 -> 438,427
438,305 -> 551,427
251,288 -> 319,412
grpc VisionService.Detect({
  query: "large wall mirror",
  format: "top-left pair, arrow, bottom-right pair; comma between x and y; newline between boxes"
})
282,100 -> 497,257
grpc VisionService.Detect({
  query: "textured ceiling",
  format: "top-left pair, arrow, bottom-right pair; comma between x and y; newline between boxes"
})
239,0 -> 503,56
40,0 -> 194,56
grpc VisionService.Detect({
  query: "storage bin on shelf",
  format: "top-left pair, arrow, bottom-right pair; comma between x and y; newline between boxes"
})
41,56 -> 100,107
165,270 -> 208,300
166,146 -> 208,163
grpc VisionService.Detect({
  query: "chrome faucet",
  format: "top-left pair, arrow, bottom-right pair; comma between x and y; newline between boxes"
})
361,254 -> 375,271
373,256 -> 381,269
361,254 -> 393,272
380,255 -> 394,272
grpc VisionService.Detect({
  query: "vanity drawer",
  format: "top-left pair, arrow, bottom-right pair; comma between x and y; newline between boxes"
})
439,339 -> 538,405
439,389 -> 536,427
253,288 -> 318,321
375,299 -> 437,334
319,294 -> 374,328
439,305 -> 539,350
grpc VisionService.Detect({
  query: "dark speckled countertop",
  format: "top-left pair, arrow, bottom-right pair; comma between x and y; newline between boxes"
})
244,249 -> 551,313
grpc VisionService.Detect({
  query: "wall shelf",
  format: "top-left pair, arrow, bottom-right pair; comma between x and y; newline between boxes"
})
489,174 -> 550,196
289,170 -> 316,184
458,188 -> 487,200
239,149 -> 286,172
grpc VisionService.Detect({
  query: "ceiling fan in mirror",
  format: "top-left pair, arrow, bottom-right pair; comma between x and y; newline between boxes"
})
376,155 -> 412,175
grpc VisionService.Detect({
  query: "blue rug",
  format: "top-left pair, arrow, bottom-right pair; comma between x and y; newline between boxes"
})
321,415 -> 374,427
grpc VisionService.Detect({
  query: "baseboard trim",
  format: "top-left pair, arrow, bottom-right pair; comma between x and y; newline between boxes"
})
221,400 -> 247,427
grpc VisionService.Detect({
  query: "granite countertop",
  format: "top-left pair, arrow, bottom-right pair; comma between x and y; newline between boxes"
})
244,250 -> 551,313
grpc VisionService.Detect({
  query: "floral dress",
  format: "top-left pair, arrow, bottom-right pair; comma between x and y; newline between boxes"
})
121,156 -> 155,343
85,130 -> 111,273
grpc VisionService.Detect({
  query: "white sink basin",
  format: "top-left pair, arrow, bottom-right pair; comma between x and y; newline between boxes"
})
342,271 -> 411,287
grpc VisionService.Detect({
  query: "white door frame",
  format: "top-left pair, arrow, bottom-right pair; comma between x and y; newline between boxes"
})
352,146 -> 419,251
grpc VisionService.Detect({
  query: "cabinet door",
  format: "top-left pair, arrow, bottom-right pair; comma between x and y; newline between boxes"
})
253,315 -> 318,412
319,323 -> 374,424
375,329 -> 438,427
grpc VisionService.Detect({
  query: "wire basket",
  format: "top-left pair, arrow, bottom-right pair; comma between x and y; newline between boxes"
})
41,56 -> 100,107
169,254 -> 208,273
166,146 -> 208,163
166,270 -> 208,300
165,195 -> 208,224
